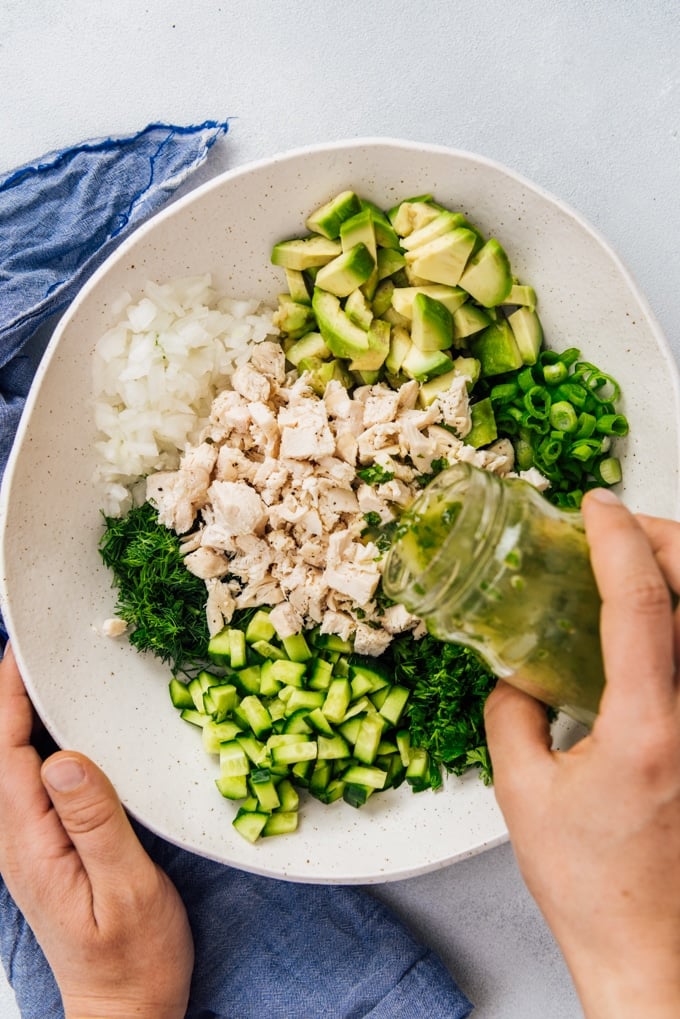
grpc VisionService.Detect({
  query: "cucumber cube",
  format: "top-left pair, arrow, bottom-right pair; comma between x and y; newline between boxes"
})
232,810 -> 269,844
245,610 -> 277,644
262,811 -> 299,837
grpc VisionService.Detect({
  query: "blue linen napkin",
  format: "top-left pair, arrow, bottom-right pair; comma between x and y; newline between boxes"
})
0,120 -> 230,481
0,126 -> 475,1018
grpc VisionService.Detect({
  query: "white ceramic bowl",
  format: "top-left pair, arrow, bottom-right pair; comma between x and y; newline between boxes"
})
2,139 -> 679,884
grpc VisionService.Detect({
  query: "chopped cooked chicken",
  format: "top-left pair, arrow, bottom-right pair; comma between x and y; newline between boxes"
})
146,346 -> 547,654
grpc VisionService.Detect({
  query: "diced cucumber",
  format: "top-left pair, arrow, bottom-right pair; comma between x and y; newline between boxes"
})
353,713 -> 386,765
285,688 -> 326,715
232,810 -> 269,843
251,639 -> 287,661
312,632 -> 353,654
237,734 -> 270,766
180,707 -> 210,728
219,741 -> 251,778
378,685 -> 411,727
239,695 -> 273,738
305,706 -> 336,737
228,629 -> 247,669
249,768 -> 281,811
342,764 -> 388,790
281,632 -> 313,662
271,740 -> 318,766
262,810 -> 299,837
308,657 -> 334,691
207,683 -> 238,717
169,677 -> 194,710
245,610 -> 276,644
207,626 -> 233,665
202,718 -> 243,754
283,708 -> 314,735
316,733 -> 351,760
405,747 -> 431,791
216,774 -> 249,800
234,665 -> 262,695
277,778 -> 300,811
321,678 -> 352,724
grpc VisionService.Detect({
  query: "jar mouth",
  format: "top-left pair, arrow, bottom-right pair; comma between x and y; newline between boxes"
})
383,462 -> 506,616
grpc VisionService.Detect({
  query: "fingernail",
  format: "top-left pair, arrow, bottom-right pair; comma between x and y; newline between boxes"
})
586,487 -> 620,505
43,757 -> 86,792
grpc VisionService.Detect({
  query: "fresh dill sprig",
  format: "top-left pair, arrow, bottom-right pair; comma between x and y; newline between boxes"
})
99,502 -> 210,673
389,634 -> 496,787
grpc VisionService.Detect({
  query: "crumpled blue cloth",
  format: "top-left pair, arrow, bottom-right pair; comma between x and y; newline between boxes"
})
0,120 -> 230,479
0,130 -> 474,1017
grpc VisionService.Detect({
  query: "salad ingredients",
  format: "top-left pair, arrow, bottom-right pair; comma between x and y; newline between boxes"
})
145,340 -> 518,654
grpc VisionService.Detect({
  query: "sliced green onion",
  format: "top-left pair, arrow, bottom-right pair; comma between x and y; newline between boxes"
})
553,382 -> 588,409
515,438 -> 534,470
543,361 -> 568,385
596,456 -> 622,485
549,400 -> 578,433
569,439 -> 602,463
595,413 -> 629,437
517,367 -> 537,393
490,382 -> 520,404
575,412 -> 597,438
523,387 -> 551,418
537,436 -> 563,465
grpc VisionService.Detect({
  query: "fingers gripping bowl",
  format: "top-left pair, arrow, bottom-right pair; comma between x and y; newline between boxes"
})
1,139 -> 678,883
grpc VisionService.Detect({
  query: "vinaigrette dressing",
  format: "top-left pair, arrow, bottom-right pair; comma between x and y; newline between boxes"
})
383,463 -> 604,726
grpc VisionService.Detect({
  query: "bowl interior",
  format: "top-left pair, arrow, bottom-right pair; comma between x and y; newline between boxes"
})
2,139 -> 678,883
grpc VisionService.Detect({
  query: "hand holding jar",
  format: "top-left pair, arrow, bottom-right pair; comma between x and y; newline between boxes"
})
485,490 -> 680,1019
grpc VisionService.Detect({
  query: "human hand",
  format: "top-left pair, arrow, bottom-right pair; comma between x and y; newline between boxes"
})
484,489 -> 680,1019
0,644 -> 194,1019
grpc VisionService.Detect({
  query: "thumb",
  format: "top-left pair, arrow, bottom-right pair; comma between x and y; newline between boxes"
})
41,751 -> 154,893
484,681 -> 554,812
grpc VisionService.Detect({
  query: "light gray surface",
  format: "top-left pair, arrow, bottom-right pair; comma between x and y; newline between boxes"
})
0,1 -> 678,1016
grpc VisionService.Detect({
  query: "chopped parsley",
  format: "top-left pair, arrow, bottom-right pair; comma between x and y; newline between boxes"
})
356,464 -> 395,485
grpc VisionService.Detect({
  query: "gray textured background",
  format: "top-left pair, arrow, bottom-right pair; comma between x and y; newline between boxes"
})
1,1 -> 679,1016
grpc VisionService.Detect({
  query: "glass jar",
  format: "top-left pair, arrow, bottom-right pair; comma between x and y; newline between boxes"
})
383,462 -> 604,727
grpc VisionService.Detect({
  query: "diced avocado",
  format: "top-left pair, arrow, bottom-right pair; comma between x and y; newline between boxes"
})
388,198 -> 442,236
304,357 -> 354,396
353,368 -> 382,385
508,306 -> 543,365
380,304 -> 410,328
311,288 -> 370,359
359,199 -> 402,249
417,357 -> 481,406
305,190 -> 362,239
385,325 -> 412,375
410,293 -> 453,352
504,283 -> 537,308
400,210 -> 470,251
452,355 -> 482,389
284,268 -> 311,305
349,318 -> 390,371
401,345 -> 454,383
314,242 -> 375,297
376,247 -> 406,280
452,303 -> 492,343
371,279 -> 395,317
466,397 -> 498,448
469,320 -> 523,377
272,295 -> 316,338
407,228 -> 477,287
458,238 -> 512,307
340,209 -> 379,300
271,235 -> 342,271
286,331 -> 331,367
345,288 -> 374,330
391,284 -> 468,319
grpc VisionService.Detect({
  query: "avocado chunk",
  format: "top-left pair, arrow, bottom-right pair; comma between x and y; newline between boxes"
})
469,320 -> 523,377
452,303 -> 491,343
406,228 -> 477,287
418,356 -> 482,407
340,209 -> 379,299
411,293 -> 453,352
284,268 -> 312,305
503,283 -> 537,309
385,325 -> 412,375
377,247 -> 406,280
305,190 -> 362,239
271,236 -> 342,271
371,280 -> 396,318
302,357 -> 354,395
391,284 -> 468,319
508,306 -> 543,365
389,198 -> 442,236
314,242 -> 375,297
466,398 -> 498,448
458,238 -> 512,307
345,288 -> 374,330
272,295 -> 316,338
400,210 -> 470,251
349,319 -> 390,372
359,199 -> 402,249
311,288 -> 370,359
401,345 -> 454,383
286,331 -> 331,368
